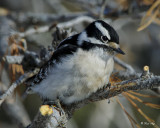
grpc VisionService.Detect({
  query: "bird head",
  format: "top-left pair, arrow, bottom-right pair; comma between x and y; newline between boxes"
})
78,20 -> 125,55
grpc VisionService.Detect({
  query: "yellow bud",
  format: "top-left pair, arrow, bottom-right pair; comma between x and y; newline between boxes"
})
144,66 -> 149,72
39,105 -> 53,116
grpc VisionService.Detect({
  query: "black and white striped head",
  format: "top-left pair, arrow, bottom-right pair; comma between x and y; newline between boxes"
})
78,20 -> 125,54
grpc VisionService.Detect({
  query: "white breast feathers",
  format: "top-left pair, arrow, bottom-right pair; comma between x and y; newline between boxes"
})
32,47 -> 114,104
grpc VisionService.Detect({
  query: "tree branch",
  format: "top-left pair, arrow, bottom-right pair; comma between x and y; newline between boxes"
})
27,67 -> 160,128
14,16 -> 95,38
9,12 -> 90,25
3,55 -> 24,64
1,52 -> 159,128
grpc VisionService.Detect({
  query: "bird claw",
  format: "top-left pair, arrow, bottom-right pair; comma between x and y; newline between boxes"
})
103,82 -> 111,90
107,82 -> 111,89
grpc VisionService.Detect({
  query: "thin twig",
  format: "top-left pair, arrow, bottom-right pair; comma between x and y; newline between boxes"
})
0,82 -> 31,126
114,57 -> 135,74
0,68 -> 40,105
57,16 -> 94,28
99,0 -> 107,19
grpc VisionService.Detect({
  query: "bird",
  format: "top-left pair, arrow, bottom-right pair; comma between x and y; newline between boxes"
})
26,20 -> 125,105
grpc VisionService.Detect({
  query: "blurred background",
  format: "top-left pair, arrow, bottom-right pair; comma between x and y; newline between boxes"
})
0,0 -> 160,128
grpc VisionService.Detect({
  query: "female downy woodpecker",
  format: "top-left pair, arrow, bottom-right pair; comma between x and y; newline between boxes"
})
26,20 -> 125,105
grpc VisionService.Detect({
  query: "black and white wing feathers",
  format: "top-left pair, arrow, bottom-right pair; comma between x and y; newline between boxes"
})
28,44 -> 78,88
57,34 -> 79,49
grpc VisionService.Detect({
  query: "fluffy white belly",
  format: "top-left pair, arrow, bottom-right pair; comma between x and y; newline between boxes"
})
32,48 -> 114,104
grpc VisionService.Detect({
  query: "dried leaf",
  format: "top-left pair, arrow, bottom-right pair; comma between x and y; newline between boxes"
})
16,64 -> 20,73
7,36 -> 25,80
0,7 -> 9,16
110,73 -> 122,86
138,0 -> 160,31
19,65 -> 24,74
10,43 -> 19,55
123,94 -> 159,128
154,17 -> 160,25
140,0 -> 160,25
141,0 -> 155,5
138,6 -> 160,31
126,92 -> 160,109
116,97 -> 141,128
12,64 -> 16,76
129,91 -> 160,98
115,0 -> 129,10
0,61 -> 4,81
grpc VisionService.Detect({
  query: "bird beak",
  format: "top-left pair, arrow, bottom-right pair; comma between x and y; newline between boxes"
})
114,48 -> 125,55
108,42 -> 125,55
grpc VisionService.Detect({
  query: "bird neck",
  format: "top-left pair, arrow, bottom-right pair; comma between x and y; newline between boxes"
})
81,41 -> 114,61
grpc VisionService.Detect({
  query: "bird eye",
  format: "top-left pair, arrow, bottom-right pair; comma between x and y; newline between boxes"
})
101,36 -> 108,42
